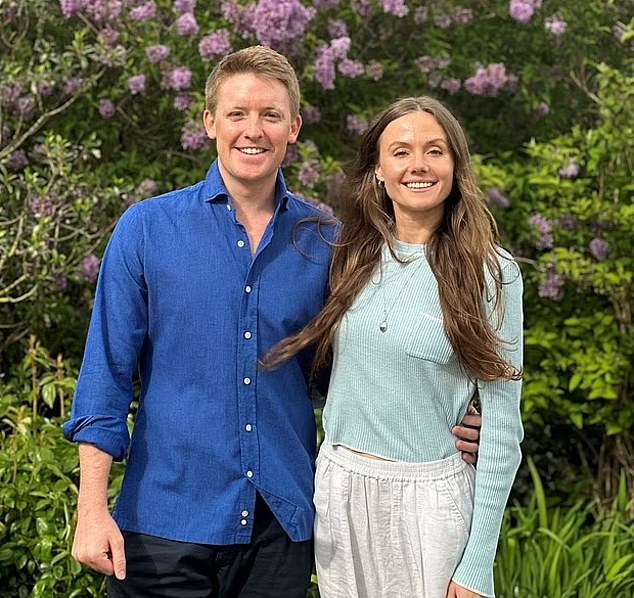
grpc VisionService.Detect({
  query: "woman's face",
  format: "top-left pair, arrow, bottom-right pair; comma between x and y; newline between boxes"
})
374,111 -> 455,239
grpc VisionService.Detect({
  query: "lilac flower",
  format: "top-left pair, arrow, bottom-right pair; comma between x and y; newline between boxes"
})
128,74 -> 146,95
589,238 -> 609,261
558,214 -> 578,230
453,8 -> 473,25
346,114 -> 368,135
60,0 -> 88,18
54,274 -> 69,293
297,162 -> 320,188
37,81 -> 55,97
365,60 -> 384,81
174,0 -> 196,13
351,0 -> 373,19
434,14 -> 452,29
314,47 -> 337,90
488,187 -> 510,209
6,150 -> 28,171
86,0 -> 123,23
328,19 -> 348,38
440,78 -> 461,94
198,30 -> 232,61
536,101 -> 550,116
251,0 -> 316,51
464,63 -> 511,97
416,56 -> 436,73
509,0 -> 536,24
98,98 -> 116,119
545,15 -> 567,36
176,12 -> 199,36
559,162 -> 579,179
282,144 -> 299,167
330,36 -> 351,59
135,178 -> 159,197
166,67 -> 192,91
64,77 -> 84,96
302,105 -> 321,125
146,44 -> 170,64
428,72 -> 442,89
181,121 -> 211,151
17,96 -> 36,121
30,197 -> 57,219
99,27 -> 120,45
338,59 -> 364,78
529,213 -> 553,250
378,0 -> 408,18
130,1 -> 157,21
79,254 -> 101,282
0,83 -> 22,108
174,93 -> 195,111
538,267 -> 564,300
414,6 -> 429,23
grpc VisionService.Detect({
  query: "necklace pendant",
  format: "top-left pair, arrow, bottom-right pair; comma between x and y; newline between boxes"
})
379,320 -> 388,333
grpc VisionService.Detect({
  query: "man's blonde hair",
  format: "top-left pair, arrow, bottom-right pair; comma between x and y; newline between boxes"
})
205,46 -> 300,118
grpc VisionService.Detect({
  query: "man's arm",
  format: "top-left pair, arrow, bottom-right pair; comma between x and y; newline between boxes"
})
72,444 -> 126,580
453,401 -> 482,465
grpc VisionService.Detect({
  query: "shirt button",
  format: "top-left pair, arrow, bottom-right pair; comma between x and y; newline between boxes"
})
240,519 -> 248,526
237,240 -> 245,248
245,423 -> 253,432
241,510 -> 249,517
246,470 -> 253,478
245,285 -> 252,294
226,204 -> 231,211
244,331 -> 252,340
243,377 -> 251,385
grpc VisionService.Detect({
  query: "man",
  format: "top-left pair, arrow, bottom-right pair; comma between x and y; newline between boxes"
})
64,46 -> 480,597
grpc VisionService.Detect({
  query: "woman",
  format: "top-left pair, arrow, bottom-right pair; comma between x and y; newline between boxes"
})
267,96 -> 523,598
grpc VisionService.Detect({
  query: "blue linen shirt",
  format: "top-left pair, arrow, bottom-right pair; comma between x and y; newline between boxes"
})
63,161 -> 333,544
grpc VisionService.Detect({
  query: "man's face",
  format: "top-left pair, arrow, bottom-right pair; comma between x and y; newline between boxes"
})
203,73 -> 302,195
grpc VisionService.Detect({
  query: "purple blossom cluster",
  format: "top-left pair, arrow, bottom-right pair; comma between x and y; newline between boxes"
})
85,0 -> 122,23
416,55 -> 451,74
165,67 -> 193,91
30,197 -> 58,219
488,187 -> 510,209
99,27 -> 120,46
535,101 -> 550,116
79,254 -> 101,282
302,105 -> 321,125
339,59 -> 364,78
174,0 -> 196,14
251,0 -> 316,51
64,77 -> 84,96
199,30 -> 232,61
174,93 -> 195,112
464,63 -> 514,97
176,12 -> 199,36
439,78 -> 461,94
589,237 -> 609,261
60,0 -> 87,18
282,144 -> 299,167
297,162 -> 320,188
37,81 -> 55,97
6,150 -> 28,171
558,214 -> 578,230
130,1 -> 157,22
180,121 -> 211,152
98,98 -> 116,119
313,36 -> 351,90
146,44 -> 170,64
346,114 -> 368,136
128,74 -> 146,95
559,162 -> 579,179
378,0 -> 409,18
529,213 -> 554,250
538,266 -> 564,300
509,0 -> 542,25
545,15 -> 567,36
135,178 -> 159,197
365,60 -> 384,81
328,19 -> 348,38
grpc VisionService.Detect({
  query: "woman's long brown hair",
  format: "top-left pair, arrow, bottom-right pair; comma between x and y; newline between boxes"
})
265,96 -> 521,382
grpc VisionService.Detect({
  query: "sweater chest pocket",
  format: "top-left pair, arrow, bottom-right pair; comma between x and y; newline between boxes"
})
405,312 -> 453,364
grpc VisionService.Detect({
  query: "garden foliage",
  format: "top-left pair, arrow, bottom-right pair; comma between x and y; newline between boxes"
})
1,0 -> 633,595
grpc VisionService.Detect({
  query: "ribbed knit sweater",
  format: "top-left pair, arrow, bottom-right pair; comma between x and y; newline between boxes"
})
323,239 -> 524,598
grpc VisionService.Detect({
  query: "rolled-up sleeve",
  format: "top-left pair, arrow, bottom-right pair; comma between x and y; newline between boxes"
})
63,205 -> 147,461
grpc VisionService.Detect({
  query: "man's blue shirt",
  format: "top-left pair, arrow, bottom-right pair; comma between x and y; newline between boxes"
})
64,162 -> 333,544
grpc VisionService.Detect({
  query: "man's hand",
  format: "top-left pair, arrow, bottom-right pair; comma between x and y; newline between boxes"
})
452,402 -> 481,465
72,509 -> 126,579
447,581 -> 482,597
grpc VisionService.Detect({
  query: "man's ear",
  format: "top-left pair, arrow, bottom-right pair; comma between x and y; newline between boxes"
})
288,114 -> 302,144
203,109 -> 216,140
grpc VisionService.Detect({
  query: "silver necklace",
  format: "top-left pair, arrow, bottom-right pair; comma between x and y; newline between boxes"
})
378,253 -> 424,333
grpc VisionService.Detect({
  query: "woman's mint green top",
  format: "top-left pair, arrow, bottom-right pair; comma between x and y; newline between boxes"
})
323,240 -> 524,598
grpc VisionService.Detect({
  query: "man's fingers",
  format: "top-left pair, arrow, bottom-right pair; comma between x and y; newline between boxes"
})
459,414 -> 482,429
461,452 -> 477,465
110,534 -> 127,580
455,439 -> 479,454
452,425 -> 479,442
73,548 -> 115,576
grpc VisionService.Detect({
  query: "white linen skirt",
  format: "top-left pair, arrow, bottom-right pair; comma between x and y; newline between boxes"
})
314,442 -> 475,598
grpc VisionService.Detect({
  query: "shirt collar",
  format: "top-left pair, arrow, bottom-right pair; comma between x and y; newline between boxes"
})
202,160 -> 290,212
